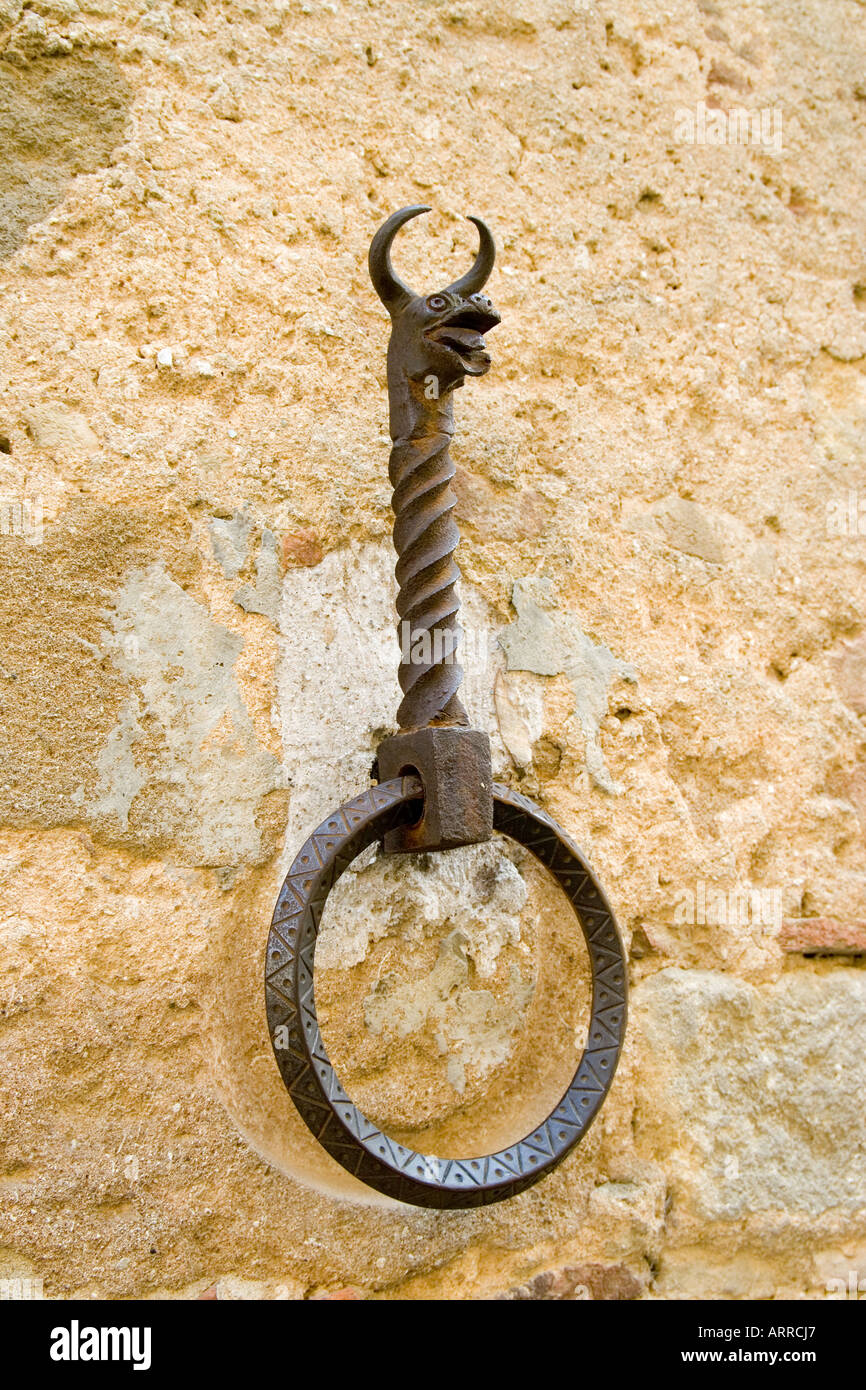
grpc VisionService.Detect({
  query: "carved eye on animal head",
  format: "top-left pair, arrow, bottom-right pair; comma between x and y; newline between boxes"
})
370,207 -> 500,385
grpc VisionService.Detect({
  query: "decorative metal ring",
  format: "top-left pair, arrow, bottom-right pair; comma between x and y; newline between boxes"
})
265,776 -> 627,1208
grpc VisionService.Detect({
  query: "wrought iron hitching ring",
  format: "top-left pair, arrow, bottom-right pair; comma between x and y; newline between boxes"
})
265,775 -> 627,1209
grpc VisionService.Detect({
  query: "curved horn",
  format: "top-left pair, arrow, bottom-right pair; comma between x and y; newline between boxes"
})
443,215 -> 496,298
368,204 -> 430,314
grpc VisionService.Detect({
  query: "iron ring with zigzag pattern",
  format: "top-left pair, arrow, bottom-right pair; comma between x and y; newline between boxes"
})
265,775 -> 627,1208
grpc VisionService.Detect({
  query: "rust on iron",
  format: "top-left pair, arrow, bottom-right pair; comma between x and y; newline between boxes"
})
376,725 -> 492,852
266,776 -> 627,1209
369,205 -> 499,851
265,207 -> 629,1207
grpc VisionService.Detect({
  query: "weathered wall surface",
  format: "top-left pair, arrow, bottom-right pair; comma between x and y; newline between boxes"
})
1,0 -> 865,1300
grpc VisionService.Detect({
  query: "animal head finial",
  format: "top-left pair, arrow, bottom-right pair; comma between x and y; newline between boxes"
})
369,206 -> 499,392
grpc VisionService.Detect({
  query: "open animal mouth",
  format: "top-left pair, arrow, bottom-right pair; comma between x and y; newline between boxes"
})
426,307 -> 500,375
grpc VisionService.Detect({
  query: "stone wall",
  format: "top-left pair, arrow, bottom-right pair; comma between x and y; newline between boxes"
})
0,0 -> 864,1300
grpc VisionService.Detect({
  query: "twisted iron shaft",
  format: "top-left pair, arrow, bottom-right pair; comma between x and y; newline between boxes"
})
368,206 -> 497,731
391,413 -> 467,730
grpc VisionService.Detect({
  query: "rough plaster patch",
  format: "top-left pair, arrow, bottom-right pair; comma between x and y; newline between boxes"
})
499,577 -> 637,793
637,495 -> 725,564
276,542 -> 502,847
319,835 -> 528,973
831,633 -> 866,717
493,669 -> 545,771
0,53 -> 130,259
636,967 -> 866,1220
208,513 -> 252,579
22,402 -> 98,461
234,527 -> 280,622
278,544 -> 533,1093
622,494 -> 775,576
364,926 -> 532,1096
93,562 -> 282,865
807,355 -> 866,467
91,696 -> 144,828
